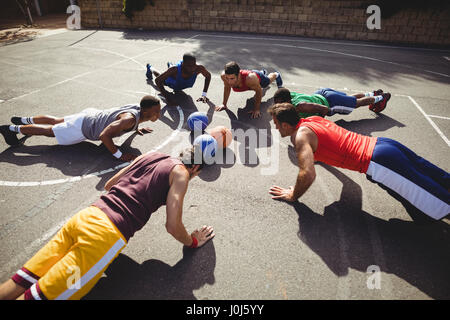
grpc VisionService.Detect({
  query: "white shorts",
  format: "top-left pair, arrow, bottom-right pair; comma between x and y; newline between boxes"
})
52,112 -> 86,145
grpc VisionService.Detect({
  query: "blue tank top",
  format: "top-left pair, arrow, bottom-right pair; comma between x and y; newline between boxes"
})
164,60 -> 198,91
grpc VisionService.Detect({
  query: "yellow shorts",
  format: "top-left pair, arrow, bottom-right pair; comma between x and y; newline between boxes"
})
13,206 -> 127,300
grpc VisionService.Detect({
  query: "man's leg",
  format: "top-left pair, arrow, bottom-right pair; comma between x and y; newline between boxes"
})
346,90 -> 385,108
317,88 -> 357,115
356,96 -> 376,107
10,207 -> 126,300
11,116 -> 64,125
1,213 -> 75,300
268,71 -> 283,88
367,138 -> 450,220
13,125 -> 55,137
0,279 -> 27,300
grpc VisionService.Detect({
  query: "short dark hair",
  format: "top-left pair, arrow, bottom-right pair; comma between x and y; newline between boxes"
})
268,103 -> 300,127
273,88 -> 292,104
224,61 -> 240,76
140,95 -> 160,110
179,145 -> 205,170
183,53 -> 196,63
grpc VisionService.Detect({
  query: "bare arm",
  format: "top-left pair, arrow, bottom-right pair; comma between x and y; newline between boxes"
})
291,137 -> 317,200
199,65 -> 211,94
165,166 -> 193,246
270,128 -> 317,201
98,113 -> 138,162
216,72 -> 231,111
296,102 -> 329,117
155,67 -> 178,104
165,165 -> 215,247
246,73 -> 263,119
196,65 -> 212,103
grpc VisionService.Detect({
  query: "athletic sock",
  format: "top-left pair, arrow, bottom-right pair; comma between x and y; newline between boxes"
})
21,117 -> 34,124
365,92 -> 374,97
374,95 -> 384,103
9,125 -> 21,134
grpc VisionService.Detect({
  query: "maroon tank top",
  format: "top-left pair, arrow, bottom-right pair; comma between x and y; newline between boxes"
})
93,152 -> 182,241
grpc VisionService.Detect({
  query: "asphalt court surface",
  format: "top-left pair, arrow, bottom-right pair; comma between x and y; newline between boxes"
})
0,29 -> 449,300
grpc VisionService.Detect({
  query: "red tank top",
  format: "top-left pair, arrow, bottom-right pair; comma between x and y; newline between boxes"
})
296,116 -> 377,173
93,152 -> 182,241
232,70 -> 261,92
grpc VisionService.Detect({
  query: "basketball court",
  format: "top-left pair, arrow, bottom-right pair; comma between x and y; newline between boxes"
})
0,28 -> 449,300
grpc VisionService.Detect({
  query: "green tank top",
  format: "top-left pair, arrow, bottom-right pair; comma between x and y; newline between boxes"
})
291,92 -> 329,118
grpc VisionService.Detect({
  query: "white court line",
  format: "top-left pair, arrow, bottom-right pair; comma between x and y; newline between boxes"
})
196,34 -> 450,78
404,95 -> 450,147
0,34 -> 202,186
427,114 -> 450,120
197,33 -> 450,53
2,34 -> 200,102
73,46 -> 146,69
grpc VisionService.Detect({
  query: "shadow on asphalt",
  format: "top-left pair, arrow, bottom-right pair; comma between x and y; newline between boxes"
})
83,240 -> 216,300
0,131 -> 143,191
291,164 -> 450,299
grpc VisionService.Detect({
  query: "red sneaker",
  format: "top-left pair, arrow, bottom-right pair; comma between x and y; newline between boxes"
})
372,93 -> 391,113
368,89 -> 384,111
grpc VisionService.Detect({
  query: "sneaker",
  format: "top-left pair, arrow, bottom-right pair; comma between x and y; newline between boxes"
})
146,63 -> 153,80
0,125 -> 20,146
11,116 -> 23,125
369,89 -> 384,111
374,89 -> 383,96
275,71 -> 283,88
372,92 -> 391,113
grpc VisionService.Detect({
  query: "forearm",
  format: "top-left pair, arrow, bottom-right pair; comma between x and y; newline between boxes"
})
292,170 -> 316,201
222,86 -> 231,105
167,221 -> 193,246
253,91 -> 262,111
296,103 -> 329,116
202,76 -> 211,93
155,77 -> 170,97
99,134 -> 119,155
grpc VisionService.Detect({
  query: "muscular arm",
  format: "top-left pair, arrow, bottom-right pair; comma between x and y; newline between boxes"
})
296,102 -> 329,117
165,166 -> 194,246
270,128 -> 317,201
99,113 -> 137,161
246,73 -> 263,118
155,67 -> 178,102
198,65 -> 211,93
216,72 -> 231,111
290,132 -> 317,200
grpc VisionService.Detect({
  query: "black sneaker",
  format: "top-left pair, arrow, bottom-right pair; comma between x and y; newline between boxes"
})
11,116 -> 23,125
0,125 -> 20,146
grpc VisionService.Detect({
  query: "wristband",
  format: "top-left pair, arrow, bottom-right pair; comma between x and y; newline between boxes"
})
189,235 -> 198,248
201,92 -> 207,97
112,149 -> 122,159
